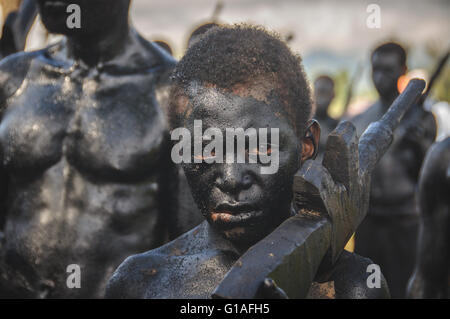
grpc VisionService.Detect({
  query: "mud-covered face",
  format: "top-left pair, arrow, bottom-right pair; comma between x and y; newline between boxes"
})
371,51 -> 405,100
178,84 -> 304,247
36,0 -> 129,36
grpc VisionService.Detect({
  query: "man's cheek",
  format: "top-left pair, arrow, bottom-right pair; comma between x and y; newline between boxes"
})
276,152 -> 298,183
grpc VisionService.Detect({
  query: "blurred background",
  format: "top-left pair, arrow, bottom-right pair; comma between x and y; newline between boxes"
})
1,0 -> 449,120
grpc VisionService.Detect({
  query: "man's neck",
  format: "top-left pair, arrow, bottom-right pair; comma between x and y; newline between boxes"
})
66,22 -> 131,67
205,223 -> 247,256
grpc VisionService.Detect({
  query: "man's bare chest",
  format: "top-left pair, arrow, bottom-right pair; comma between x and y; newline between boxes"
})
0,72 -> 168,182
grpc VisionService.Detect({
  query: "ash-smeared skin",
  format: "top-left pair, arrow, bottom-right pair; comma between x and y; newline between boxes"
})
105,85 -> 387,299
0,0 -> 178,298
106,86 -> 301,298
181,87 -> 301,249
106,222 -> 240,299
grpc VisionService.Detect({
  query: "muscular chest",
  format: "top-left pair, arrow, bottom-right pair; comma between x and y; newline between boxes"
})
370,125 -> 420,200
0,69 -> 168,182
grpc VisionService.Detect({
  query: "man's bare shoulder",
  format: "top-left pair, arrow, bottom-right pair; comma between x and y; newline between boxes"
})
0,50 -> 40,104
105,249 -> 163,298
105,222 -> 210,298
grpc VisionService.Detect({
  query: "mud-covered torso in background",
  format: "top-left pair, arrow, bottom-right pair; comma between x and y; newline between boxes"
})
351,98 -> 436,298
351,100 -> 436,216
0,33 -> 178,298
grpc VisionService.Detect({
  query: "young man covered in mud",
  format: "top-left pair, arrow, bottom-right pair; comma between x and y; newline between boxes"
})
105,25 -> 390,299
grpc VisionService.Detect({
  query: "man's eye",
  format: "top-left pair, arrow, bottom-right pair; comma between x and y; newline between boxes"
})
246,145 -> 272,156
259,144 -> 272,155
193,154 -> 204,160
247,147 -> 259,156
194,150 -> 216,161
204,150 -> 216,160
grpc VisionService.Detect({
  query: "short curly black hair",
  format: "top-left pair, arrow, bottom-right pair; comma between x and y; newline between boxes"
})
169,24 -> 312,139
187,22 -> 219,48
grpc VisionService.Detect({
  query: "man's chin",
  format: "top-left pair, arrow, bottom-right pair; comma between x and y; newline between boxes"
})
215,224 -> 267,249
222,226 -> 247,241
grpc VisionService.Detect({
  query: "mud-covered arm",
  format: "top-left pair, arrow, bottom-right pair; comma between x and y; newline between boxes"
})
156,134 -> 180,243
407,138 -> 450,298
0,52 -> 32,235
0,52 -> 34,104
105,254 -> 150,299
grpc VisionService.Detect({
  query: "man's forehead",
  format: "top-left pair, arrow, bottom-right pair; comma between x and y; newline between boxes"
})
186,82 -> 280,114
180,82 -> 294,131
186,80 -> 275,103
185,84 -> 260,125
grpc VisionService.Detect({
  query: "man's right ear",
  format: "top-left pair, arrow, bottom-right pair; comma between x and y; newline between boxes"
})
301,119 -> 321,162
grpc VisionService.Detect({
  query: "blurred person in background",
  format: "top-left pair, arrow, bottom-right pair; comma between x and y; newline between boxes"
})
351,42 -> 436,298
313,75 -> 338,158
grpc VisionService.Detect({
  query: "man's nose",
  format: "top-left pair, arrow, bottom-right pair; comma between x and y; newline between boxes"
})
214,164 -> 254,195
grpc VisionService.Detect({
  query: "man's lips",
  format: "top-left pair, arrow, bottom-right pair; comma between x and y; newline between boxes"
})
210,202 -> 262,227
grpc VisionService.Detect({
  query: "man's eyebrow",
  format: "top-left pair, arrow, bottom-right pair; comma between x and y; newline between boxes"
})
230,80 -> 275,105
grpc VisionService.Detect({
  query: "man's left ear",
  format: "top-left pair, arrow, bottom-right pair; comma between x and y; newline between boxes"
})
301,119 -> 321,162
